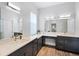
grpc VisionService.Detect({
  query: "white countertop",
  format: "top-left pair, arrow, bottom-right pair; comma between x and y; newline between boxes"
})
58,33 -> 79,37
0,36 -> 36,56
0,34 -> 44,56
0,32 -> 79,56
43,32 -> 64,37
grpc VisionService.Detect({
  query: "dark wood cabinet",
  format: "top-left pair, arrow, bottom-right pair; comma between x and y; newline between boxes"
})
9,35 -> 79,56
65,37 -> 79,53
64,37 -> 73,51
9,40 -> 35,56
9,37 -> 43,56
32,39 -> 38,56
37,37 -> 42,52
56,36 -> 79,53
9,46 -> 25,56
42,36 -> 45,46
24,41 -> 33,56
56,36 -> 65,50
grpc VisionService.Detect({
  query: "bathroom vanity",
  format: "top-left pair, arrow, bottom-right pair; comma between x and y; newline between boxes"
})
0,32 -> 79,56
56,34 -> 79,53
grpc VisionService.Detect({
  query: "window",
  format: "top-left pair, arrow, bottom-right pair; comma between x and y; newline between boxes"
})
30,12 -> 37,35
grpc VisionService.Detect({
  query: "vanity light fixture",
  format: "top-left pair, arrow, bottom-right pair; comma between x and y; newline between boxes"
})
59,14 -> 71,19
59,14 -> 71,18
46,16 -> 54,20
6,6 -> 20,14
7,2 -> 21,11
7,2 -> 21,14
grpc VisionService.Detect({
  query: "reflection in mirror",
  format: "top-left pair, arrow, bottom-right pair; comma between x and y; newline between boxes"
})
44,14 -> 75,33
0,6 -> 22,40
51,23 -> 56,32
45,19 -> 68,33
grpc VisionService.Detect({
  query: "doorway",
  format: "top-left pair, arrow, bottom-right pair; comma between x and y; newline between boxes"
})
51,23 -> 56,32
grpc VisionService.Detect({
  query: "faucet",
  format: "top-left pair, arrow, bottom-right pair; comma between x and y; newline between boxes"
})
13,32 -> 23,41
14,34 -> 18,41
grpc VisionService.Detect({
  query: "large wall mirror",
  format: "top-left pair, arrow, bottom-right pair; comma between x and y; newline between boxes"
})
45,16 -> 75,33
0,6 -> 22,39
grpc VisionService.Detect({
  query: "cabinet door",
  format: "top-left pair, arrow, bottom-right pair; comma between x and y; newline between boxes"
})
56,36 -> 65,50
32,39 -> 38,56
65,37 -> 73,51
42,36 -> 45,46
65,37 -> 79,53
9,47 -> 25,56
38,37 -> 42,52
24,42 -> 33,56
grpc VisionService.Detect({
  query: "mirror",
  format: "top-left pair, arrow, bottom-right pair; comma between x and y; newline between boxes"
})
0,6 -> 23,39
45,18 -> 75,33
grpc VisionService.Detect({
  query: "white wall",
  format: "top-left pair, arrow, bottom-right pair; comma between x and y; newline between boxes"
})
75,3 -> 79,34
38,2 -> 75,33
20,3 -> 38,36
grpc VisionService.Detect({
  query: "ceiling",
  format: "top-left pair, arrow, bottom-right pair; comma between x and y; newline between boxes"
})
0,2 -> 66,12
33,2 -> 65,8
11,2 -> 65,9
